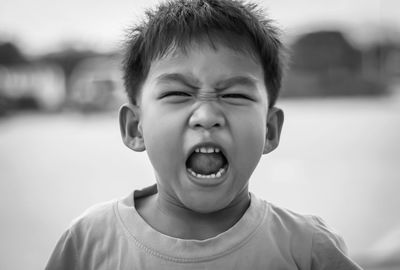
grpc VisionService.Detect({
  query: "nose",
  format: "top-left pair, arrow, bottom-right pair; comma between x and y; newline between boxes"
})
188,101 -> 226,130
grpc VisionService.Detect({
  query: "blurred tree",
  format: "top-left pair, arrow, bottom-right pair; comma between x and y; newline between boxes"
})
290,30 -> 362,73
40,49 -> 99,80
366,41 -> 400,80
0,41 -> 28,66
282,30 -> 386,97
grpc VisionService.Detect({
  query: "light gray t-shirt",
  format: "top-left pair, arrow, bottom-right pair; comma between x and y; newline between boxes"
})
46,185 -> 362,269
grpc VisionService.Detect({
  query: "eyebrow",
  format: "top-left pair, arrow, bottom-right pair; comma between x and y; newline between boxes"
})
156,73 -> 200,89
215,76 -> 258,90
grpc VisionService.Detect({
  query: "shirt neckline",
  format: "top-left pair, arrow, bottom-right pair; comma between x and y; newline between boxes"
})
116,184 -> 267,263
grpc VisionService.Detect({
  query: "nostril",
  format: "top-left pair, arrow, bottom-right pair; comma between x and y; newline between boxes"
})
191,118 -> 224,129
189,103 -> 226,129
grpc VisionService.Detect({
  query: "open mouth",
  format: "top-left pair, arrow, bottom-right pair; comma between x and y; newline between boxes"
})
185,145 -> 229,179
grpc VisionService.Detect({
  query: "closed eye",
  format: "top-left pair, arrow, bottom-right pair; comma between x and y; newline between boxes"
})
159,91 -> 192,99
221,93 -> 254,100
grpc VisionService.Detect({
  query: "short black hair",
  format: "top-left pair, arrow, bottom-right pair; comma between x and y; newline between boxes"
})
122,0 -> 286,107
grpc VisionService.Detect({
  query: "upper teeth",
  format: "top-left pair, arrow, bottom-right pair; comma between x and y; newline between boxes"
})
194,147 -> 221,153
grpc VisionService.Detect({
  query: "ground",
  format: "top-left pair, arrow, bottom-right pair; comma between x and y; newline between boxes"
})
1,96 -> 399,270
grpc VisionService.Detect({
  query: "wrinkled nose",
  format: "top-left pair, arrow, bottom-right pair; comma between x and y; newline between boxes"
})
188,102 -> 226,130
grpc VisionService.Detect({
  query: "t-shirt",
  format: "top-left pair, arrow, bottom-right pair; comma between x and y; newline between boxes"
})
46,185 -> 363,269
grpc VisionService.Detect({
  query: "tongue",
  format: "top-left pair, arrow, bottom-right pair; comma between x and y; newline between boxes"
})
187,152 -> 226,175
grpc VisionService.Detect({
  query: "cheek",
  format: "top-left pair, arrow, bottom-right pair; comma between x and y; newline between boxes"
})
231,109 -> 266,171
141,110 -> 185,174
248,115 -> 267,149
233,107 -> 267,146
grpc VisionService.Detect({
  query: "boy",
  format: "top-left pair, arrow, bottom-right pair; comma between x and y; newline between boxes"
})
46,0 -> 363,269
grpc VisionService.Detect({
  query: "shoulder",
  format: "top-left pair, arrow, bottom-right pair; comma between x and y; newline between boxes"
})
267,203 -> 347,249
72,199 -> 117,227
264,202 -> 344,244
50,199 -> 120,253
309,215 -> 347,254
266,202 -> 318,238
309,216 -> 362,269
265,203 -> 317,255
258,200 -> 362,269
45,198 -> 128,270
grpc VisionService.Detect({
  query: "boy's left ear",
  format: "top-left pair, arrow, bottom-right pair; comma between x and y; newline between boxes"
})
263,107 -> 284,154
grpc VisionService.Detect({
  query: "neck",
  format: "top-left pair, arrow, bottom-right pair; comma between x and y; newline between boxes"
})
136,189 -> 250,240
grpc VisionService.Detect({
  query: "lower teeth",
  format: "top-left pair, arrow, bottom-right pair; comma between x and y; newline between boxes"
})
187,167 -> 226,178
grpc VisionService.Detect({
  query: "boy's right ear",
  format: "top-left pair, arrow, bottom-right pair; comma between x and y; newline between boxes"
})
119,104 -> 145,152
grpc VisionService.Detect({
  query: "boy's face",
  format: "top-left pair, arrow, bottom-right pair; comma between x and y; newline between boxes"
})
120,42 -> 283,213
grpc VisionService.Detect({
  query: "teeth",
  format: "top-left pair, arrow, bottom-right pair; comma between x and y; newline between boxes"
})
187,167 -> 226,179
216,168 -> 225,177
195,146 -> 221,154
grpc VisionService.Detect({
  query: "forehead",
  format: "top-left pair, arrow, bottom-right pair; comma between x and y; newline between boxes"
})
147,41 -> 264,85
158,33 -> 261,65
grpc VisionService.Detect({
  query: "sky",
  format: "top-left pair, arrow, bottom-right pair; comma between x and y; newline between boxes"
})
0,0 -> 399,56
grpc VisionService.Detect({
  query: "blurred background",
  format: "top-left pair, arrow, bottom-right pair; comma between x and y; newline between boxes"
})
0,0 -> 399,269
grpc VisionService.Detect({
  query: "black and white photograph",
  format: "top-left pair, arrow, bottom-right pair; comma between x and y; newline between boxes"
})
0,0 -> 399,269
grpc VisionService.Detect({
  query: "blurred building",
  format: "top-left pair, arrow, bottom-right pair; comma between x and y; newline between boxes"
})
0,64 -> 66,112
363,42 -> 400,89
2,28 -> 399,115
68,54 -> 125,112
0,41 -> 67,114
282,30 -> 389,98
